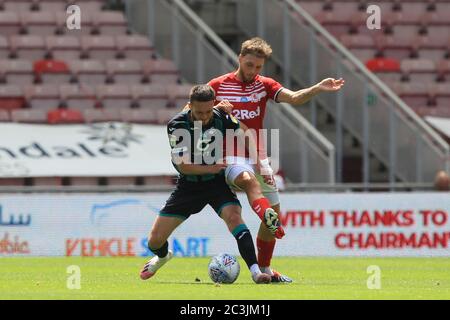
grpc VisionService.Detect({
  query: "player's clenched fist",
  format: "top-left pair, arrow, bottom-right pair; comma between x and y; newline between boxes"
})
214,99 -> 234,114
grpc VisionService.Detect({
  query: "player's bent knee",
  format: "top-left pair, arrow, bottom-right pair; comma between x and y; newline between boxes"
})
235,172 -> 258,189
221,209 -> 244,229
227,213 -> 244,229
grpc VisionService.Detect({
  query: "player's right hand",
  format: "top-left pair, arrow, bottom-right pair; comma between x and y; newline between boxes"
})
214,99 -> 233,114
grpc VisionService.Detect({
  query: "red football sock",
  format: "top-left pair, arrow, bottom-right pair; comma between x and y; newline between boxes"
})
251,198 -> 272,221
257,237 -> 276,268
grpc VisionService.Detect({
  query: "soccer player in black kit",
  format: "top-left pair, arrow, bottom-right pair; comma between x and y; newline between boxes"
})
140,84 -> 272,284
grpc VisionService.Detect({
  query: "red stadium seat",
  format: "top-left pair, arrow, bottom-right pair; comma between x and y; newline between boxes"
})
10,35 -> 47,61
94,11 -> 128,36
131,84 -> 170,110
321,1 -> 359,21
69,177 -> 100,186
434,107 -> 450,118
25,85 -> 60,111
430,83 -> 450,108
143,176 -> 174,186
0,36 -> 9,60
0,178 -> 25,186
46,36 -> 81,61
386,8 -> 425,27
11,108 -> 47,123
39,0 -> 67,12
47,108 -> 85,124
2,0 -> 33,11
421,12 -> 450,42
315,10 -> 352,38
0,109 -> 10,122
392,82 -> 432,108
106,59 -> 143,84
32,177 -> 62,186
20,11 -> 57,36
0,12 -> 21,36
96,84 -> 132,109
60,84 -> 98,110
81,35 -> 117,60
69,0 -> 105,12
366,58 -> 396,74
436,1 -> 450,14
156,108 -> 180,125
412,34 -> 450,61
143,59 -> 179,85
296,2 -> 324,17
34,59 -> 71,84
119,108 -> 156,124
68,60 -> 106,86
422,11 -> 450,26
83,108 -> 122,123
392,1 -> 428,18
0,59 -> 34,86
168,84 -> 192,109
437,60 -> 450,81
0,85 -> 25,110
400,59 -> 437,83
107,177 -> 137,186
375,34 -> 414,61
116,35 -> 154,61
340,34 -> 376,62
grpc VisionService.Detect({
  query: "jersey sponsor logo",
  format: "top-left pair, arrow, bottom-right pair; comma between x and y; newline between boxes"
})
232,106 -> 261,120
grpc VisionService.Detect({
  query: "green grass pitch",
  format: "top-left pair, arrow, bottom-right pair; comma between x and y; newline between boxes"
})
0,257 -> 449,299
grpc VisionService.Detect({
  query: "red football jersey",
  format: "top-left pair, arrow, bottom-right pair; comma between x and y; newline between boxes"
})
208,72 -> 284,157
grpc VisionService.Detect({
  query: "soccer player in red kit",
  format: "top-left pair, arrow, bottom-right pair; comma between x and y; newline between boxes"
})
208,37 -> 345,283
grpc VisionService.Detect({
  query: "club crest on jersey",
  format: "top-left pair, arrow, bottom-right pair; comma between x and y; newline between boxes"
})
239,91 -> 265,103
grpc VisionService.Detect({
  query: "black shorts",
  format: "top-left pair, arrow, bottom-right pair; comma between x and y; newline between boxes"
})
159,176 -> 241,220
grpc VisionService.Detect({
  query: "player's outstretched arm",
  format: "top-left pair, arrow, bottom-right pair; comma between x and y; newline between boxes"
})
277,78 -> 345,106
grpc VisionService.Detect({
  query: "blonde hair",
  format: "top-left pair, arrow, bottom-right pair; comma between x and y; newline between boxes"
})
240,37 -> 272,59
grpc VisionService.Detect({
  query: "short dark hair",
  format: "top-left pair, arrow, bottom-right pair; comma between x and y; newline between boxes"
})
189,84 -> 215,103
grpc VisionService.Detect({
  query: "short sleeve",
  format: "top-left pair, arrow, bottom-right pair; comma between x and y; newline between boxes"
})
208,78 -> 221,104
263,77 -> 284,102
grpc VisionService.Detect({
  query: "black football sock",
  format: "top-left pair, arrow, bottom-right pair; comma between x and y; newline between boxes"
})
232,224 -> 258,269
149,240 -> 168,258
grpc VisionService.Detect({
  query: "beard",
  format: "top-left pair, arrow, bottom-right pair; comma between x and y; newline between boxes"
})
238,70 -> 255,83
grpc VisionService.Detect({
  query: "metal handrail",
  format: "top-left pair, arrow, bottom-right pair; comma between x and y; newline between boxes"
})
172,0 -> 238,64
171,0 -> 337,182
279,102 -> 334,152
284,0 -> 450,162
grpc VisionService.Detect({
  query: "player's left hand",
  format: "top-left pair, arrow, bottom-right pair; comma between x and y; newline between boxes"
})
318,78 -> 345,92
215,99 -> 234,114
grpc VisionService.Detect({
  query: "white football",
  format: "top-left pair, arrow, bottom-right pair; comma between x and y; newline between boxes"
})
208,253 -> 240,284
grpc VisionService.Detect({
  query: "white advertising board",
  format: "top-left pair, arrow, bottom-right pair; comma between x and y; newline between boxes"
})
0,122 -> 176,177
1,192 -> 449,257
